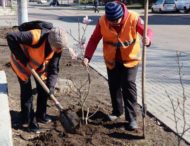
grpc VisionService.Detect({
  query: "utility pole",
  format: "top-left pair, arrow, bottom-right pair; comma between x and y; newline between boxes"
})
17,0 -> 28,25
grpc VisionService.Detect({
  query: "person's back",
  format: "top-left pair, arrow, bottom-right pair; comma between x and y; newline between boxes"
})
6,22 -> 69,133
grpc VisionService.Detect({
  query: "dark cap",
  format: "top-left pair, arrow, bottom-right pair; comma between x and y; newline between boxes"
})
105,2 -> 123,21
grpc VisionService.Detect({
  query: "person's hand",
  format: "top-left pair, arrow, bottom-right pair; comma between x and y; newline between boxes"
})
142,36 -> 151,46
82,58 -> 89,67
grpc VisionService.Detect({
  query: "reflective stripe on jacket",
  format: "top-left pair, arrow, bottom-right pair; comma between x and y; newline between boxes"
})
10,29 -> 54,81
99,11 -> 141,69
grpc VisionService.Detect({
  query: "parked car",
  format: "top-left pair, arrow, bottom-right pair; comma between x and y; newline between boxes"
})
151,0 -> 177,12
175,0 -> 190,13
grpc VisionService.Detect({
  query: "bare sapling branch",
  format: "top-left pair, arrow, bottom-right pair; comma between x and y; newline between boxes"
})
67,16 -> 99,125
67,16 -> 92,60
69,70 -> 91,124
166,51 -> 190,146
67,29 -> 80,43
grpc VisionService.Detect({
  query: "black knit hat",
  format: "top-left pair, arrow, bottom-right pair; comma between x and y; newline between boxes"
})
105,2 -> 123,21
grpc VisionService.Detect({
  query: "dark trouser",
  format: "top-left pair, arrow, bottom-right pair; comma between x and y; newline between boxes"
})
18,77 -> 48,125
94,5 -> 99,13
107,62 -> 138,122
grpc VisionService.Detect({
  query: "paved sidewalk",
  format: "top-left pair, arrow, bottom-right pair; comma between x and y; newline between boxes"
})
90,45 -> 190,144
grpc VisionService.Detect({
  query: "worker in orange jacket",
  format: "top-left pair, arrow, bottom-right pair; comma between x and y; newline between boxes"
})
83,1 -> 153,130
7,23 -> 68,133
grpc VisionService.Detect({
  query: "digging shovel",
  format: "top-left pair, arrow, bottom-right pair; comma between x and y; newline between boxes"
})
27,65 -> 80,134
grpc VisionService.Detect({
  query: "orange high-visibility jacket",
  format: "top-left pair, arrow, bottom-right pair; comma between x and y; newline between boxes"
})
99,11 -> 141,69
10,29 -> 54,81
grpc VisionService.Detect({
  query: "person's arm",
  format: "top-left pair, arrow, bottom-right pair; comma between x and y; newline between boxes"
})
136,17 -> 153,47
6,31 -> 33,65
46,52 -> 62,93
84,22 -> 102,61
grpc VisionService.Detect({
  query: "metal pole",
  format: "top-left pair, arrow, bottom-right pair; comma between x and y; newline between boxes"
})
17,0 -> 28,25
142,0 -> 149,139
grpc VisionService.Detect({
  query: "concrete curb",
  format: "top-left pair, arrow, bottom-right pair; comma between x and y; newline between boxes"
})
0,71 -> 13,146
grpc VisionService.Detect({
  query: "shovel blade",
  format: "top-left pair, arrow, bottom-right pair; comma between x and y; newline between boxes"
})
60,109 -> 80,134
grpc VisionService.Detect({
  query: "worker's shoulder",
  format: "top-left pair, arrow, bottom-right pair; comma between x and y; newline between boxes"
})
128,10 -> 140,17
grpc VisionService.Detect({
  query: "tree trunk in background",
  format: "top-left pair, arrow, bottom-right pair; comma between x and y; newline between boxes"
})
2,0 -> 5,8
10,0 -> 13,8
17,0 -> 28,25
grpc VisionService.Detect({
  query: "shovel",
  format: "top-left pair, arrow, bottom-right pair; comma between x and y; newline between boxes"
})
28,65 -> 80,134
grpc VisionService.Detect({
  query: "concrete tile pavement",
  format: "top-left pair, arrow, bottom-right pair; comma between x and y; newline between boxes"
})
90,45 -> 190,144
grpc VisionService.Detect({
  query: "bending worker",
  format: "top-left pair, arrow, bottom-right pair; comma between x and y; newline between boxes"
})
83,1 -> 153,130
6,21 -> 68,133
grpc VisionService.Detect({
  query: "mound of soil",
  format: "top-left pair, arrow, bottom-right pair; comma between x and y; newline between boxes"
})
0,27 -> 189,146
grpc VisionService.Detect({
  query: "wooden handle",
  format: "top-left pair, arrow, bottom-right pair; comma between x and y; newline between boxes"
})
142,0 -> 149,138
28,65 -> 63,111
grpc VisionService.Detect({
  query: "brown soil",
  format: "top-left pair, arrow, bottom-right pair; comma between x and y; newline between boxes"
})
0,27 -> 189,146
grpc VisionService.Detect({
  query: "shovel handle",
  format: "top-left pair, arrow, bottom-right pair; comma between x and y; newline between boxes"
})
28,65 -> 63,111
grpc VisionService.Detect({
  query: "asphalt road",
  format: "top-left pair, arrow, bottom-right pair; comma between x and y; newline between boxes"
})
1,4 -> 189,52
27,4 -> 190,53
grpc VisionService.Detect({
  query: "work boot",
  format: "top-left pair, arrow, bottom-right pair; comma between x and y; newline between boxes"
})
37,115 -> 52,124
128,120 -> 138,130
20,115 -> 30,128
21,119 -> 29,128
107,114 -> 125,121
28,122 -> 40,134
